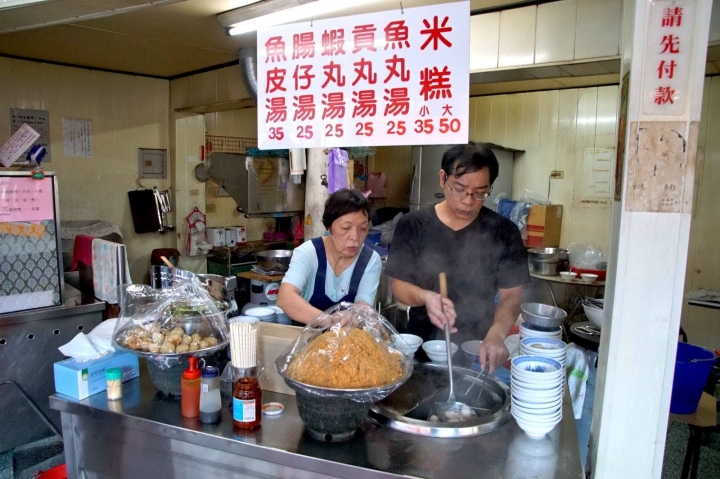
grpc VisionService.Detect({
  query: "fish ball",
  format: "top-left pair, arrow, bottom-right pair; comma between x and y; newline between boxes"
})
181,335 -> 192,345
175,344 -> 189,353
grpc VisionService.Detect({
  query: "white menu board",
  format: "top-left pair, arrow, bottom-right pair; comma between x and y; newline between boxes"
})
256,1 -> 470,149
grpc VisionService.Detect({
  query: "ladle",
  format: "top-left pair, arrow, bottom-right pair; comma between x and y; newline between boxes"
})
436,272 -> 477,423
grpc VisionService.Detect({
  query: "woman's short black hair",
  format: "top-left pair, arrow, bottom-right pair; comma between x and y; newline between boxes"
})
322,189 -> 371,229
441,142 -> 499,184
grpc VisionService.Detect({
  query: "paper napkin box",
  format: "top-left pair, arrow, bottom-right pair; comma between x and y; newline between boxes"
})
53,351 -> 139,400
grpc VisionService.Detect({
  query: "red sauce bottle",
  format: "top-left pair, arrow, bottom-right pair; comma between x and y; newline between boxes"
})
181,357 -> 201,418
232,376 -> 262,429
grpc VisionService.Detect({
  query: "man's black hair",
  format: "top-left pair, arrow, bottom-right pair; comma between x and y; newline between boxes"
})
441,142 -> 499,184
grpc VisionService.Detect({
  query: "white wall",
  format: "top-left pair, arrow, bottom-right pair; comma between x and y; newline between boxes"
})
0,57 -> 172,282
469,86 -> 619,251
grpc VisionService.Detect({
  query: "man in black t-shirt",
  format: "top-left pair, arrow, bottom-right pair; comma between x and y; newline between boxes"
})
386,143 -> 530,372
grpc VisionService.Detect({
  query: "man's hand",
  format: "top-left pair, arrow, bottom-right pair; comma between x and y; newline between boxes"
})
479,332 -> 509,373
422,291 -> 457,333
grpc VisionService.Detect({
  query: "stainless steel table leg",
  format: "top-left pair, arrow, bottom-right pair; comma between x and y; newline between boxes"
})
546,281 -> 558,307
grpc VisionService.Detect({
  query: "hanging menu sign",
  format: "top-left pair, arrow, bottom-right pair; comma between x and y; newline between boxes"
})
642,0 -> 695,116
0,176 -> 54,222
256,1 -> 470,149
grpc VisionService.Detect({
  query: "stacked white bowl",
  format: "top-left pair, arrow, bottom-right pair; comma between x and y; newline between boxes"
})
519,322 -> 562,341
510,356 -> 564,439
520,337 -> 567,367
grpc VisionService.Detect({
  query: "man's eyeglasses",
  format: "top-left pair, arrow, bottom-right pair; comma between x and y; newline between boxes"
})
444,174 -> 492,201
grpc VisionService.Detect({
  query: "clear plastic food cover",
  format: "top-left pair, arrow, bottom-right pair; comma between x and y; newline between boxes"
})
112,277 -> 229,369
275,302 -> 414,403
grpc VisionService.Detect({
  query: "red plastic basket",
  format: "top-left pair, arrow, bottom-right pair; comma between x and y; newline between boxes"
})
569,267 -> 606,281
36,464 -> 67,479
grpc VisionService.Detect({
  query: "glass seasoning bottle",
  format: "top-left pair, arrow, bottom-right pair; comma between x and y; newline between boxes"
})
232,373 -> 262,429
199,365 -> 222,424
105,368 -> 123,401
181,357 -> 201,418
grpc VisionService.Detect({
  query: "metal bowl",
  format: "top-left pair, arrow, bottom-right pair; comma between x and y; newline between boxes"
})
255,250 -> 293,272
527,248 -> 568,263
520,302 -> 567,330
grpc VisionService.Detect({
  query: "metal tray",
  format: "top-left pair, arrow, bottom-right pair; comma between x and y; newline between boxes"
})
368,363 -> 512,438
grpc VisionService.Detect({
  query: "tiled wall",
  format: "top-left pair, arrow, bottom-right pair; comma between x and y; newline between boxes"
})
681,76 -> 720,349
0,57 -> 172,282
469,86 -> 619,251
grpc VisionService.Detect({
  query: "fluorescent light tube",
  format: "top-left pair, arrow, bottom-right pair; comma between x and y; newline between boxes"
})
0,0 -> 47,10
228,0 -> 383,36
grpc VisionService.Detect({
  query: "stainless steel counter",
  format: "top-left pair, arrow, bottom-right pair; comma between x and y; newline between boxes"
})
51,371 -> 584,479
0,291 -> 105,451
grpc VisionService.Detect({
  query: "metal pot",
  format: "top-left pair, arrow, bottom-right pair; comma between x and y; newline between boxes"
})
529,260 -> 559,276
255,250 -> 293,272
149,266 -> 237,302
527,248 -> 568,263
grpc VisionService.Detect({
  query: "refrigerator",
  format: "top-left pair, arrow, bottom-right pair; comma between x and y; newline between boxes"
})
410,145 -> 515,211
0,171 -> 64,314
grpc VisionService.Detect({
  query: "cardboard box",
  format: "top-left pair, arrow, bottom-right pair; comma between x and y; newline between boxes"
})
257,322 -> 303,396
54,351 -> 140,400
525,205 -> 563,248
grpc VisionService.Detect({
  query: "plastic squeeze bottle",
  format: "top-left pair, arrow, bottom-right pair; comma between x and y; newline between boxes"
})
181,357 -> 201,418
199,365 -> 222,424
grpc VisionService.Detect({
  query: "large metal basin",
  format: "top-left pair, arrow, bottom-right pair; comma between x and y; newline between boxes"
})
369,362 -> 512,438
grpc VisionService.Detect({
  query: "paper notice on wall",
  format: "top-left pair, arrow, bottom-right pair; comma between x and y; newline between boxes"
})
0,124 -> 40,167
62,118 -> 92,157
0,176 -> 54,222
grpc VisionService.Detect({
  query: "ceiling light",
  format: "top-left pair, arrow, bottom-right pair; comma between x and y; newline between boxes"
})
0,0 -> 47,10
226,0 -> 383,36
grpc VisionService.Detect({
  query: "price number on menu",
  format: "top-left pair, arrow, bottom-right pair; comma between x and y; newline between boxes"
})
414,118 -> 462,134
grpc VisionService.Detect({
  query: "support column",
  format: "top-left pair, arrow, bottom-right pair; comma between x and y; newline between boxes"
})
304,148 -> 330,239
591,1 -> 713,478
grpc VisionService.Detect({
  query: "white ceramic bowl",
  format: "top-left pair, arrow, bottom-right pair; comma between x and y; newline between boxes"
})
422,340 -> 458,363
511,356 -> 563,375
583,304 -> 604,329
559,271 -> 577,282
512,395 -> 563,410
512,407 -> 562,424
512,401 -> 562,417
519,323 -> 563,339
580,273 -> 598,284
511,376 -> 565,393
393,333 -> 423,356
514,416 -> 561,439
511,387 -> 564,404
521,337 -> 567,353
461,340 -> 482,366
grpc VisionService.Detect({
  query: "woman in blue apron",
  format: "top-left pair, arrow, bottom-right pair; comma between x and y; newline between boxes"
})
277,189 -> 382,324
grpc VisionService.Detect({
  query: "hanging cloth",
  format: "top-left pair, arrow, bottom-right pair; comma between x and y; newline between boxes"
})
327,148 -> 349,193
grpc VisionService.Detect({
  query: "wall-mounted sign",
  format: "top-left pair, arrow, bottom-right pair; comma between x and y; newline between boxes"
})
62,118 -> 92,157
257,1 -> 470,149
10,109 -> 51,163
642,0 -> 695,116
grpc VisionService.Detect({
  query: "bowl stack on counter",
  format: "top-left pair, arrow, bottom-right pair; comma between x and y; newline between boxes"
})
510,356 -> 565,439
512,302 -> 568,439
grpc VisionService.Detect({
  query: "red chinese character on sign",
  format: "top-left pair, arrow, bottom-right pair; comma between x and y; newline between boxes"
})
660,35 -> 680,54
352,24 -> 377,53
352,90 -> 377,118
293,95 -> 315,121
420,16 -> 452,51
292,32 -> 315,60
383,88 -> 409,116
322,92 -> 346,119
384,55 -> 410,83
265,97 -> 287,123
265,36 -> 287,63
662,7 -> 683,27
384,20 -> 410,49
420,66 -> 452,100
654,86 -> 676,105
321,29 -> 345,56
293,65 -> 315,90
322,62 -> 346,88
442,104 -> 453,116
657,60 -> 677,79
265,68 -> 287,93
352,58 -> 377,86
419,106 -> 430,117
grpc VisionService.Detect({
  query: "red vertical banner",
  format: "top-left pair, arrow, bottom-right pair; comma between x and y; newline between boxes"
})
257,1 -> 470,149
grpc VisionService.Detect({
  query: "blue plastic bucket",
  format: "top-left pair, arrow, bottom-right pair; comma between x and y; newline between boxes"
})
669,342 -> 717,414
366,229 -> 382,245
